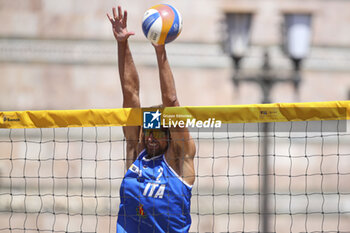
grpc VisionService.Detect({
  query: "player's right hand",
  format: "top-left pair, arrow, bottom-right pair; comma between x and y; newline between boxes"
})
107,6 -> 135,42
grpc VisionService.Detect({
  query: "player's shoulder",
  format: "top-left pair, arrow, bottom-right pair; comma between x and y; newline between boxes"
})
169,136 -> 196,156
166,140 -> 195,162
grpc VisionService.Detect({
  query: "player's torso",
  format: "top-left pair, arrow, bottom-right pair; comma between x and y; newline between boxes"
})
118,150 -> 192,232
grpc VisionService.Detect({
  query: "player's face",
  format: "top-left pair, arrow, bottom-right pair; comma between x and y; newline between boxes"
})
144,129 -> 169,157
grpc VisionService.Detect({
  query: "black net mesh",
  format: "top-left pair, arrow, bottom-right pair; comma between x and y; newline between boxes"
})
0,121 -> 350,232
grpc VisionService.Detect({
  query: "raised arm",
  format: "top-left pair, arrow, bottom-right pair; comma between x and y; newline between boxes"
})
154,45 -> 179,107
107,6 -> 141,168
154,44 -> 196,185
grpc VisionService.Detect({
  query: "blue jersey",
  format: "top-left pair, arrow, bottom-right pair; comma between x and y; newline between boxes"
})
117,149 -> 192,233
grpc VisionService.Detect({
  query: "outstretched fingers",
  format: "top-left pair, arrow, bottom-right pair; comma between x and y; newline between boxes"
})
123,10 -> 128,27
118,6 -> 123,19
127,31 -> 135,37
113,7 -> 117,20
107,5 -> 134,41
106,13 -> 114,24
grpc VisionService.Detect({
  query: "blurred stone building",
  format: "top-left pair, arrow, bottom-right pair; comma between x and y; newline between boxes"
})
1,0 -> 349,111
0,0 -> 350,232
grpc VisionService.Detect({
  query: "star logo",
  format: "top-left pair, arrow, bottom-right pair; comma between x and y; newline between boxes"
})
150,110 -> 161,123
143,110 -> 161,129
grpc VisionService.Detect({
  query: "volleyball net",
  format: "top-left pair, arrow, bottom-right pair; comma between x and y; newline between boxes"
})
0,101 -> 350,232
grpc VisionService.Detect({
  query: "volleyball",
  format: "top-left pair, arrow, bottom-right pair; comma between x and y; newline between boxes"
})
142,4 -> 183,45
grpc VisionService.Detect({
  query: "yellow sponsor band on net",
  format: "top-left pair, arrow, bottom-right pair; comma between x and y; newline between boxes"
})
0,101 -> 349,129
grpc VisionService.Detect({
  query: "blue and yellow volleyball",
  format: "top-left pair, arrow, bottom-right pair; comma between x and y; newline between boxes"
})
142,4 -> 183,45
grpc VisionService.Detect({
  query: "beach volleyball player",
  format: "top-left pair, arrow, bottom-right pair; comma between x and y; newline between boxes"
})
107,5 -> 196,233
